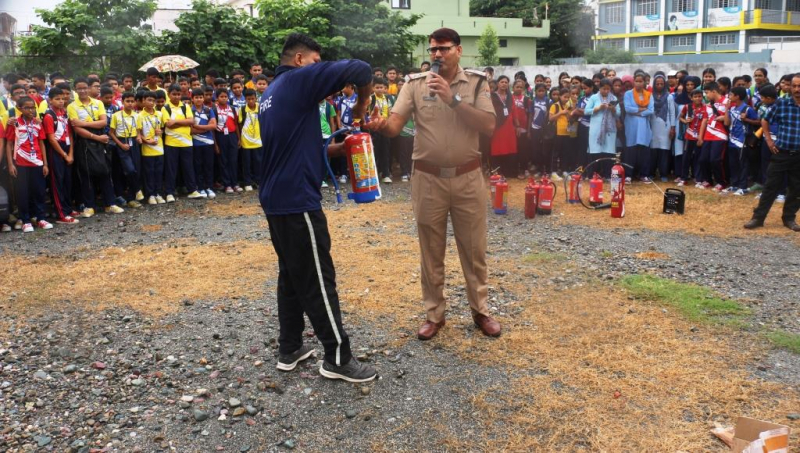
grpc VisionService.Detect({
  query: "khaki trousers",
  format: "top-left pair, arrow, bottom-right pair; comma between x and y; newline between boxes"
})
411,167 -> 490,323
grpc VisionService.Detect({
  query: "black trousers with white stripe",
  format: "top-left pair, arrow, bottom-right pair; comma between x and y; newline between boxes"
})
266,210 -> 352,366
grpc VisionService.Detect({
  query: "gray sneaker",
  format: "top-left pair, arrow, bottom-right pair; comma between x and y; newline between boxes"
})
276,345 -> 316,371
319,358 -> 377,383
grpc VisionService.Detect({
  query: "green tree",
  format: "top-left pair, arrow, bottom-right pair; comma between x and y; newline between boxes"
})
582,47 -> 640,64
159,0 -> 266,76
476,24 -> 500,66
470,0 -> 594,64
18,0 -> 158,76
325,0 -> 422,70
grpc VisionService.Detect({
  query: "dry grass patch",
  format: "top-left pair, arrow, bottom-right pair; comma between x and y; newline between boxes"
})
504,178 -> 798,240
0,240 -> 276,317
635,251 -> 671,260
204,197 -> 264,218
140,224 -> 163,233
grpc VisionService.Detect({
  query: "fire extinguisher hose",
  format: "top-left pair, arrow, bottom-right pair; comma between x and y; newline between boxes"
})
571,158 -> 634,210
323,128 -> 352,204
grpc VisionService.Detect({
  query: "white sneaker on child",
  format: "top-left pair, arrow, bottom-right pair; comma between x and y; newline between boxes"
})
22,223 -> 34,233
37,220 -> 53,230
206,189 -> 217,199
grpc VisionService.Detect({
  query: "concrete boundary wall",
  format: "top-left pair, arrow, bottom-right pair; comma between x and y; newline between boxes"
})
490,62 -> 800,81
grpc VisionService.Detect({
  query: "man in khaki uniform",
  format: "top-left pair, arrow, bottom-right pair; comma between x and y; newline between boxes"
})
367,28 -> 501,340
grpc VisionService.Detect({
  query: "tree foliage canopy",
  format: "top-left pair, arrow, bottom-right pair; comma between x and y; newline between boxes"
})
470,0 -> 594,64
583,47 -> 640,64
476,24 -> 500,67
17,0 -> 158,75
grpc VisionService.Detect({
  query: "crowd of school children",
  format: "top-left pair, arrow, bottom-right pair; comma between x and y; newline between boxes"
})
1,62 -> 797,234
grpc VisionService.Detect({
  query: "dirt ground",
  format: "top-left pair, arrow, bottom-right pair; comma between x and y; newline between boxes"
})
0,178 -> 798,452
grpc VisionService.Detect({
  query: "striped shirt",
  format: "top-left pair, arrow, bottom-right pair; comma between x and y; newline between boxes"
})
764,96 -> 800,151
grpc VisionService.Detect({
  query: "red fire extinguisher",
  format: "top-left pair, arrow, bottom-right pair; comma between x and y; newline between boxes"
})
537,175 -> 557,215
345,131 -> 381,204
489,173 -> 503,200
589,172 -> 604,207
525,179 -> 538,219
567,172 -> 581,204
493,178 -> 509,215
610,161 -> 626,218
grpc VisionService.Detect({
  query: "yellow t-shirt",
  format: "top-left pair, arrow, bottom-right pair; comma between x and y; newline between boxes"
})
161,101 -> 193,147
387,83 -> 398,96
0,98 -> 6,118
67,98 -> 105,123
37,99 -> 49,118
550,101 -> 574,137
238,105 -> 261,149
137,109 -> 165,157
110,110 -> 139,139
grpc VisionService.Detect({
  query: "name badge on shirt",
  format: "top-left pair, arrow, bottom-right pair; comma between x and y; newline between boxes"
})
223,127 -> 229,135
503,107 -> 509,117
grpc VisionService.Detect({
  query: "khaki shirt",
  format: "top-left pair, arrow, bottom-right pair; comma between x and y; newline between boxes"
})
392,66 -> 494,167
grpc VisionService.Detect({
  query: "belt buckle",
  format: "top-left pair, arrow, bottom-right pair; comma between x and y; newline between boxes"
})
439,166 -> 457,178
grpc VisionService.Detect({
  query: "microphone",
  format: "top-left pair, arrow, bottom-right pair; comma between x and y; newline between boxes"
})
428,59 -> 442,99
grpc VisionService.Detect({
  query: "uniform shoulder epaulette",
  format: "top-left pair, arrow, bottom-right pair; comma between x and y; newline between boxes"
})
464,69 -> 487,78
406,72 -> 428,81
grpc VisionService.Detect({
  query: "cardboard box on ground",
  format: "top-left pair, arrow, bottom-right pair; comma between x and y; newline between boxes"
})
711,417 -> 790,453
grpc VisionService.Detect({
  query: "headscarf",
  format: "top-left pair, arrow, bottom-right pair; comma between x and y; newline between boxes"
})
652,74 -> 670,122
675,75 -> 700,106
597,92 -> 618,146
621,75 -> 634,84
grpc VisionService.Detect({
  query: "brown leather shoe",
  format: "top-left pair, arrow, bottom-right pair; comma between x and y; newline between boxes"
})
417,320 -> 445,341
473,314 -> 501,337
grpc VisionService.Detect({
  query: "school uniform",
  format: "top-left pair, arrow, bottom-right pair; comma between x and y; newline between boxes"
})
623,89 -> 654,179
161,101 -> 196,195
650,87 -> 674,179
110,109 -> 141,201
584,93 -> 621,177
528,96 -> 550,172
727,102 -> 758,190
6,117 -> 47,223
137,109 -> 165,197
698,101 -> 729,186
238,104 -> 263,186
214,104 -> 239,188
42,108 -> 74,218
67,98 -> 117,209
680,104 -> 706,182
191,105 -> 216,192
370,94 -> 395,178
576,95 -> 591,169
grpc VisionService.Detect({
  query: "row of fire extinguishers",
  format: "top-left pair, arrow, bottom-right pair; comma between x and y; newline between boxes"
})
489,156 -> 628,218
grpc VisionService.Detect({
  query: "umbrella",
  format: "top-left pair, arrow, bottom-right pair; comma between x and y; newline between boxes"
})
139,55 -> 199,73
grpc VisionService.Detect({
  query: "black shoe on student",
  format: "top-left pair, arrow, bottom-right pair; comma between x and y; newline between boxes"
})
276,345 -> 316,371
743,218 -> 764,229
319,358 -> 377,383
783,220 -> 800,232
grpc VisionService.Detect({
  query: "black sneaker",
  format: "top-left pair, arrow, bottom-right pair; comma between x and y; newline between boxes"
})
319,358 -> 377,383
276,345 -> 316,371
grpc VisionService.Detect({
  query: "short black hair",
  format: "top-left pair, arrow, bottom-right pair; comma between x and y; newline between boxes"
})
254,74 -> 268,82
9,83 -> 25,94
372,67 -> 383,73
704,81 -> 720,93
730,87 -> 748,100
244,88 -> 257,98
214,78 -> 227,86
534,83 -> 547,91
717,76 -> 731,88
759,83 -> 778,99
191,88 -> 205,98
281,33 -> 322,61
230,79 -> 244,88
155,90 -> 167,100
104,74 -> 118,82
215,88 -> 229,98
178,77 -> 189,84
742,74 -> 752,83
250,62 -> 262,69
32,72 -> 46,81
100,86 -> 114,97
168,83 -> 181,94
122,73 -> 134,81
143,91 -> 157,100
204,86 -> 214,94
231,69 -> 246,77
121,91 -> 135,101
74,77 -> 89,88
373,77 -> 387,86
146,67 -> 159,76
16,96 -> 35,109
428,27 -> 460,46
87,76 -> 101,86
755,67 -> 768,77
55,82 -> 71,91
48,87 -> 63,99
205,69 -> 220,78
386,65 -> 397,72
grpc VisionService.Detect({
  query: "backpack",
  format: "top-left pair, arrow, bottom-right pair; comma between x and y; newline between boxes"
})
543,103 -> 559,141
163,103 -> 188,118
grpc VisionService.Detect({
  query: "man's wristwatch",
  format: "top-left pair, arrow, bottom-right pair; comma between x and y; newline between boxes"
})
449,93 -> 462,109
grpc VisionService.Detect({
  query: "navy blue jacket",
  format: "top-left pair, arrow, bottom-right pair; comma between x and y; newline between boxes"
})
258,60 -> 372,215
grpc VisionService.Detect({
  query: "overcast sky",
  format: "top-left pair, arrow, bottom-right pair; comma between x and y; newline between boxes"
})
0,0 -> 63,33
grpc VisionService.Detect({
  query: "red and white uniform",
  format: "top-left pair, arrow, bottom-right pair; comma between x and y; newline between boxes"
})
702,101 -> 728,141
215,105 -> 238,133
682,104 -> 706,141
5,117 -> 45,167
42,109 -> 72,145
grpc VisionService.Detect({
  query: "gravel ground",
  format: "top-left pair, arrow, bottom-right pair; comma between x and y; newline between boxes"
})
1,181 -> 798,451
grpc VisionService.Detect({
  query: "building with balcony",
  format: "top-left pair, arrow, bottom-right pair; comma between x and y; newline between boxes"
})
386,0 -> 551,67
591,0 -> 800,62
0,12 -> 17,56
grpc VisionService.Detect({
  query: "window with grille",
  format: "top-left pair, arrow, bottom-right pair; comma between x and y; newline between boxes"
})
709,33 -> 736,45
787,0 -> 800,11
600,39 -> 625,49
636,0 -> 658,16
637,37 -> 658,48
671,35 -> 696,46
753,0 -> 777,9
671,0 -> 697,12
391,0 -> 411,9
603,2 -> 625,24
711,0 -> 738,8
